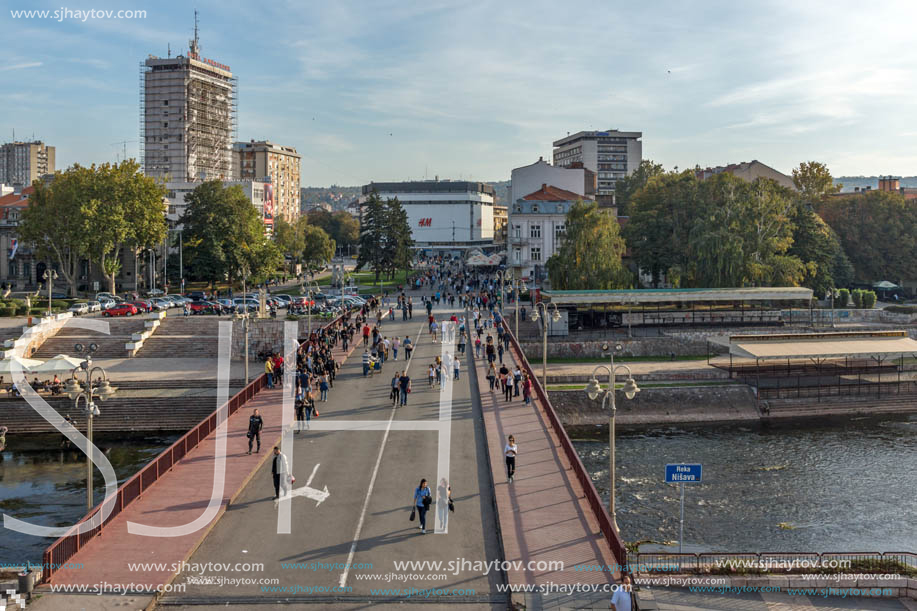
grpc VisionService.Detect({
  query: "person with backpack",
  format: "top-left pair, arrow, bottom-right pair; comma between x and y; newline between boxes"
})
403,335 -> 413,361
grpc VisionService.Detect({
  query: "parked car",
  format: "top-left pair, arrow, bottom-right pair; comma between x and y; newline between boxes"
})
131,300 -> 153,313
272,294 -> 293,306
104,303 -> 139,317
98,298 -> 115,310
68,302 -> 89,315
150,298 -> 171,310
146,288 -> 165,296
187,291 -> 207,301
86,301 -> 102,313
188,301 -> 217,315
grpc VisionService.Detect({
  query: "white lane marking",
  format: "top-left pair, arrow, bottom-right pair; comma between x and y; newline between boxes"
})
295,420 -> 442,431
435,320 -> 456,534
277,322 -> 299,533
339,320 -> 425,589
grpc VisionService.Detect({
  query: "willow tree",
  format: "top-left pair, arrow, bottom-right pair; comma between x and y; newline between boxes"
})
547,200 -> 631,290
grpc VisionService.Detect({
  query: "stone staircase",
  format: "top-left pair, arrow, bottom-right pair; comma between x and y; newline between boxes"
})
0,394 -> 241,434
31,319 -> 148,358
763,393 -> 917,419
134,316 -> 221,358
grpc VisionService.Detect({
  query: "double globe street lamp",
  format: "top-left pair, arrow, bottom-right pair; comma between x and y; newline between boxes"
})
64,343 -> 116,511
529,301 -> 561,386
583,342 -> 640,533
42,269 -> 58,316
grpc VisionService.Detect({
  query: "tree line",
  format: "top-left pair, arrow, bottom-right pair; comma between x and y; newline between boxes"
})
549,160 -> 912,296
17,162 -> 344,294
355,192 -> 414,282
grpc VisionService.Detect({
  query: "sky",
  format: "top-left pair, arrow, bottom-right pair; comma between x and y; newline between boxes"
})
2,0 -> 916,186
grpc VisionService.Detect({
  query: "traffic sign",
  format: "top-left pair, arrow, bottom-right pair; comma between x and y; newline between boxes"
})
665,463 -> 702,483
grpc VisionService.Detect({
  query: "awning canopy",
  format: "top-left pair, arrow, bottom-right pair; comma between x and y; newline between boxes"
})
542,287 -> 813,305
729,330 -> 917,360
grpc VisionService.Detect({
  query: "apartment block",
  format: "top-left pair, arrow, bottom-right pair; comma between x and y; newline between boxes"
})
233,140 -> 301,222
553,129 -> 641,206
0,141 -> 55,187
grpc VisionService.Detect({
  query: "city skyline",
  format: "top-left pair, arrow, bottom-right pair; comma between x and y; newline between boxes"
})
3,0 -> 916,186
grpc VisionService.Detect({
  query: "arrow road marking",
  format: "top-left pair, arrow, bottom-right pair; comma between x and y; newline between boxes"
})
281,463 -> 330,506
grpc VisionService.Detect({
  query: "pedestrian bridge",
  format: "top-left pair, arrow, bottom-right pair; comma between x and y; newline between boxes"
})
33,303 -> 625,609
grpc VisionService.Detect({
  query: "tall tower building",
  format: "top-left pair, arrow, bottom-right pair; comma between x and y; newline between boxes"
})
552,129 -> 641,206
0,141 -> 55,187
140,18 -> 236,182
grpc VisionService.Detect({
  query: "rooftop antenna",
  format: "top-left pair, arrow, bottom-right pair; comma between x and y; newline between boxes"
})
189,9 -> 200,57
167,43 -> 171,57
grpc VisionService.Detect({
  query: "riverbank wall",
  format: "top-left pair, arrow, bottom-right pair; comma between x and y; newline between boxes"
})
549,385 -> 759,429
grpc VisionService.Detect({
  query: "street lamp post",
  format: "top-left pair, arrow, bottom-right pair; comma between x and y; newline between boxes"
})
42,269 -> 58,316
64,344 -> 116,512
584,344 -> 640,532
529,301 -> 561,386
241,266 -> 250,384
305,281 -> 320,340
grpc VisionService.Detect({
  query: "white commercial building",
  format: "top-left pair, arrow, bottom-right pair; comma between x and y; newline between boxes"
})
553,129 -> 641,206
510,157 -> 595,205
360,180 -> 495,255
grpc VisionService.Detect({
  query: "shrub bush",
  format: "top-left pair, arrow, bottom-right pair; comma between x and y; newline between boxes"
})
884,305 -> 917,314
29,307 -> 45,316
837,288 -> 850,308
16,304 -> 30,316
851,289 -> 863,309
2,306 -> 17,317
862,290 -> 877,309
51,300 -> 69,309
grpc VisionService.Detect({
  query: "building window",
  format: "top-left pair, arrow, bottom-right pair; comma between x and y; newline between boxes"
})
555,224 -> 565,238
163,100 -> 168,105
513,224 -> 521,239
530,224 -> 541,238
513,248 -> 521,263
531,247 -> 541,262
8,261 -> 17,277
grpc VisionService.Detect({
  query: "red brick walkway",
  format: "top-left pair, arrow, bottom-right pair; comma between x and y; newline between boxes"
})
475,347 -> 620,586
47,337 -> 357,589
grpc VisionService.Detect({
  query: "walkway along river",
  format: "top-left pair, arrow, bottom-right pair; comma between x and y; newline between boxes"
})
0,433 -> 178,565
572,414 -> 917,553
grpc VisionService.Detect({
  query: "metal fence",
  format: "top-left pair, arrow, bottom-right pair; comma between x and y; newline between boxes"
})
501,319 -> 629,568
41,311 -> 350,584
41,373 -> 266,583
632,552 -> 917,574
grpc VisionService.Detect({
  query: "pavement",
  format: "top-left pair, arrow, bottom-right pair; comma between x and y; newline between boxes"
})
157,304 -> 506,609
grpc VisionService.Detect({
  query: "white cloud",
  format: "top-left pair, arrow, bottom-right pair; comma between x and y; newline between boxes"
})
0,62 -> 42,72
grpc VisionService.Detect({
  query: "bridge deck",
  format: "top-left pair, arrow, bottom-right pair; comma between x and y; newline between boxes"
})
45,339 -> 357,592
474,336 -> 621,587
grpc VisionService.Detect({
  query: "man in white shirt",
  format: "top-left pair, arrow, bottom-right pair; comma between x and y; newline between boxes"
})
609,574 -> 632,611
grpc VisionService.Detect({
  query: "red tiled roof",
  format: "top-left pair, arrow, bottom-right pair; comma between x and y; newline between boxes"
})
0,186 -> 33,208
521,184 -> 584,201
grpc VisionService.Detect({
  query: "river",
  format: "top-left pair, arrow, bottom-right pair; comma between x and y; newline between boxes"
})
0,433 -> 179,565
572,415 -> 917,553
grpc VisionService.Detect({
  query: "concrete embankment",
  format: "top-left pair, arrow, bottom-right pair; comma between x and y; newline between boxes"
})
549,385 -> 760,429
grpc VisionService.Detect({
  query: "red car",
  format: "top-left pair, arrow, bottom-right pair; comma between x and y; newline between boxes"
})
131,300 -> 153,313
104,303 -> 139,317
188,301 -> 217,315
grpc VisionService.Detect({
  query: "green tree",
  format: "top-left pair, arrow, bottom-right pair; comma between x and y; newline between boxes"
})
383,197 -> 414,279
273,217 -> 307,274
182,181 -> 280,288
547,201 -> 630,290
83,161 -> 167,293
614,159 -> 665,216
355,192 -> 388,283
625,171 -> 699,287
332,210 -> 360,252
301,225 -> 335,276
18,172 -> 92,296
817,190 -> 917,283
787,201 -> 852,294
792,161 -> 841,200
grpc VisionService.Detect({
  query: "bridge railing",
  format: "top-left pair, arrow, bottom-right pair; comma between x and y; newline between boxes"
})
41,310 -> 352,584
500,318 -> 629,569
632,552 -> 917,573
